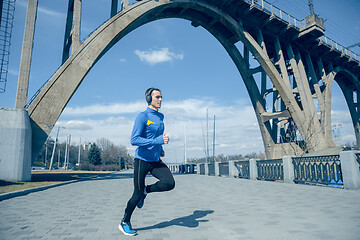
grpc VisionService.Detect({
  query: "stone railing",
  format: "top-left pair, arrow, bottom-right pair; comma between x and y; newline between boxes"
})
193,151 -> 360,190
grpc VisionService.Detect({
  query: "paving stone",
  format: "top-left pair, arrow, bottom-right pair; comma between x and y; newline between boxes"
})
0,170 -> 360,239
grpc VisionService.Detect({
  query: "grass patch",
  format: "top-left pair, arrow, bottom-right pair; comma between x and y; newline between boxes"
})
0,171 -> 114,194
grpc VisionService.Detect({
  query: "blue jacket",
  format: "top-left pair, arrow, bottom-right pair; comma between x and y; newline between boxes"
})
131,107 -> 165,162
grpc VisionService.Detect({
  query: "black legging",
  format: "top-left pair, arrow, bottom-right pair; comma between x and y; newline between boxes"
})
123,158 -> 175,222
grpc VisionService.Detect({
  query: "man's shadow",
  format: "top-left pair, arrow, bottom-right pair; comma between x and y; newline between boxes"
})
136,210 -> 214,231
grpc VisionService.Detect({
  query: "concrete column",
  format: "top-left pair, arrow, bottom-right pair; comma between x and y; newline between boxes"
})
229,161 -> 238,178
257,29 -> 268,56
283,156 -> 295,183
71,0 -> 82,53
318,58 -> 335,147
274,37 -> 291,89
15,0 -> 38,109
340,151 -> 360,190
0,108 -> 32,181
196,164 -> 200,175
111,0 -> 118,17
249,159 -> 258,180
286,43 -> 326,151
205,163 -> 209,176
121,0 -> 129,11
215,162 -> 219,176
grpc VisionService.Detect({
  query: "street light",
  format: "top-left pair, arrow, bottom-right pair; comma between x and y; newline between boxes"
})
49,126 -> 65,171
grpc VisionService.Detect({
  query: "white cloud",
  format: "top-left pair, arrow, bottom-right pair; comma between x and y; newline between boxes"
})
135,48 -> 184,65
55,99 -> 357,163
56,98 -> 263,162
18,0 -> 64,18
62,101 -> 144,116
57,120 -> 93,130
331,110 -> 356,145
38,7 -> 64,18
53,99 -> 355,162
8,69 -> 19,77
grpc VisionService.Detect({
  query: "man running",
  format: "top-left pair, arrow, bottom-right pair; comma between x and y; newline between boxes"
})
119,88 -> 175,236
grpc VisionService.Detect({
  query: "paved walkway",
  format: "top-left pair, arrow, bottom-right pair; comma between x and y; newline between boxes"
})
1,170 -> 360,240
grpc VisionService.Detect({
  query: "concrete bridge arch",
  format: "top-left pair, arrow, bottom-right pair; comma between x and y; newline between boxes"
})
331,67 -> 360,148
27,0 -> 354,161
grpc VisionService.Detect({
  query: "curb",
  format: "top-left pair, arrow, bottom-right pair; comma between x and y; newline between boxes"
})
0,180 -> 80,201
0,172 -> 118,201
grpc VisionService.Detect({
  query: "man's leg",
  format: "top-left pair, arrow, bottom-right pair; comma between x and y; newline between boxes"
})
147,160 -> 175,193
123,159 -> 150,222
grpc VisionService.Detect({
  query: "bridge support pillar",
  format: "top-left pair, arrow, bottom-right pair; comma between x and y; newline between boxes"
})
249,159 -> 258,180
229,161 -> 238,178
205,163 -> 209,176
340,151 -> 360,190
282,156 -> 295,184
215,162 -> 219,176
15,0 -> 38,109
0,108 -> 32,181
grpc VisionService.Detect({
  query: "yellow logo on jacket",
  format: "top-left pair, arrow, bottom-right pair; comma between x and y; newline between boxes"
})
147,120 -> 155,126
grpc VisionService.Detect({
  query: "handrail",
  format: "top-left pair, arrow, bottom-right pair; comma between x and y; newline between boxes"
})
244,0 -> 305,29
319,36 -> 360,62
244,0 -> 359,63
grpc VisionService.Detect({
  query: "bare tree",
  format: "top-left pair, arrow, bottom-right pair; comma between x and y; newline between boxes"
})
279,111 -> 332,156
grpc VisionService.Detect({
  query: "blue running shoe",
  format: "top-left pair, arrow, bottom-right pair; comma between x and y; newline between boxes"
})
118,222 -> 137,236
137,193 -> 147,209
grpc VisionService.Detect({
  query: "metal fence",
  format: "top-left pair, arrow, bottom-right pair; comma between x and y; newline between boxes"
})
199,164 -> 205,175
219,162 -> 229,176
292,155 -> 343,187
234,160 -> 250,179
178,164 -> 196,174
356,153 -> 360,171
257,159 -> 283,181
208,163 -> 215,176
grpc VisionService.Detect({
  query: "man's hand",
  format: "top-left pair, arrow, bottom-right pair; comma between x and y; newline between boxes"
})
163,133 -> 169,144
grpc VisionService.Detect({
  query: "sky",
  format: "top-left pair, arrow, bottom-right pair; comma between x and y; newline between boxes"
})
1,0 -> 360,163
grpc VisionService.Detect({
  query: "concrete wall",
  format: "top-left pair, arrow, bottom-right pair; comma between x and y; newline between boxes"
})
0,108 -> 32,181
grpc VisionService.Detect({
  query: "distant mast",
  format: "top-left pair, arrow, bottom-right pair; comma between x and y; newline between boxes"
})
77,138 -> 81,166
206,108 -> 209,163
184,124 -> 187,164
201,121 -> 207,160
213,115 -> 215,162
308,0 -> 314,15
